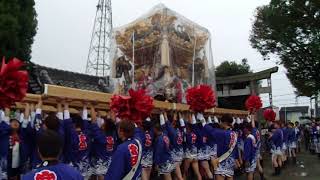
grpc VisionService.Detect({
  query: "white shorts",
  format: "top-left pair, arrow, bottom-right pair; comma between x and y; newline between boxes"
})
73,158 -> 92,178
185,147 -> 198,159
198,146 -> 211,161
158,160 -> 175,175
289,142 -> 297,149
92,157 -> 111,175
209,144 -> 218,159
282,143 -> 287,151
141,151 -> 153,168
171,148 -> 184,163
215,157 -> 235,177
271,147 -> 283,158
245,159 -> 257,173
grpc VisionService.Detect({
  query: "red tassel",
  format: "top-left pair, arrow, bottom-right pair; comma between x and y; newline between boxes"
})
110,89 -> 154,125
110,95 -> 131,120
245,95 -> 262,113
263,108 -> 276,121
128,89 -> 153,125
0,57 -> 28,108
186,84 -> 216,113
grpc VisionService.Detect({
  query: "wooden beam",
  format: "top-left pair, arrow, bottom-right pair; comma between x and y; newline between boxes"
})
14,85 -> 248,116
44,84 -> 113,103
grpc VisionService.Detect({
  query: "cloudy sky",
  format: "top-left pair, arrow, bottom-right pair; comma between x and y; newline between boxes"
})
32,0 -> 312,108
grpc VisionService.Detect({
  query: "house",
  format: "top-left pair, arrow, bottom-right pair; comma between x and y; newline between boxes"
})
279,106 -> 309,122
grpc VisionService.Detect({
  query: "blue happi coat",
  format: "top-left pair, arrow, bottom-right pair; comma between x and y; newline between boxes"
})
22,163 -> 83,180
0,120 -> 32,177
270,129 -> 283,149
105,137 -> 142,180
243,135 -> 257,162
89,122 -> 117,161
162,122 -> 184,153
153,133 -> 172,166
64,118 -> 91,177
203,125 -> 239,159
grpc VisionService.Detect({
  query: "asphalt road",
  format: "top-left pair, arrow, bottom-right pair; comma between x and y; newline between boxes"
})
237,149 -> 320,180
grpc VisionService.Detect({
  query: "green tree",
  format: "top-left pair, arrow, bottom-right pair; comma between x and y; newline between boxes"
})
215,58 -> 251,77
250,0 -> 320,97
0,0 -> 37,62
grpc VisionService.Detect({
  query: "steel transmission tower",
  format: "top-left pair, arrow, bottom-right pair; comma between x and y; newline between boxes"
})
86,0 -> 113,76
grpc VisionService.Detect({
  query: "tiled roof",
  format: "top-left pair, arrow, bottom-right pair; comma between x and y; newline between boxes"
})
28,63 -> 112,94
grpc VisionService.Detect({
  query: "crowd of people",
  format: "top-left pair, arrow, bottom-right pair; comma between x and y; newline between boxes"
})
0,100 -> 303,180
265,121 -> 301,176
303,120 -> 320,157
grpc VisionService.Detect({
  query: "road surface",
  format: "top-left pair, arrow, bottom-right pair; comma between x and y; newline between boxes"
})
237,149 -> 320,180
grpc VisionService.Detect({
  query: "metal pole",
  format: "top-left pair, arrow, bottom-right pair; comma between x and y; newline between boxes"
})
192,37 -> 197,87
132,31 -> 135,89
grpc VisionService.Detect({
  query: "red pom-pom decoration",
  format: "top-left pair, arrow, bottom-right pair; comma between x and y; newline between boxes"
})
128,89 -> 154,125
186,84 -> 216,113
110,95 -> 131,120
110,89 -> 154,125
263,108 -> 276,121
0,57 -> 29,108
245,95 -> 262,113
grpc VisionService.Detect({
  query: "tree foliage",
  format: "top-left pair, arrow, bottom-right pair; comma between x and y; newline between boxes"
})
215,58 -> 251,77
250,0 -> 320,97
0,0 -> 37,62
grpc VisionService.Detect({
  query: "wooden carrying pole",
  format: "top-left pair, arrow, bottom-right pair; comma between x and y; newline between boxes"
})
14,84 -> 248,116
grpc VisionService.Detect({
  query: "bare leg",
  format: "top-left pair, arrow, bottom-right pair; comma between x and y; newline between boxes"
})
292,148 -> 296,157
163,173 -> 172,180
191,160 -> 202,180
183,159 -> 192,179
247,172 -> 254,180
277,155 -> 282,167
142,167 -> 152,180
97,175 -> 104,180
215,175 -> 225,180
174,162 -> 183,180
226,177 -> 234,180
210,158 -> 216,169
200,161 -> 213,179
256,156 -> 264,174
272,154 -> 278,168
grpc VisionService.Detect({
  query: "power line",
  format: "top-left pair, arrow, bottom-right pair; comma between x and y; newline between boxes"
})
262,96 -> 296,100
273,102 -> 310,107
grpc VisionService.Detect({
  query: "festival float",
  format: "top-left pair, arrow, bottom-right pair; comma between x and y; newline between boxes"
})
110,4 -> 213,103
4,4 -> 248,117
